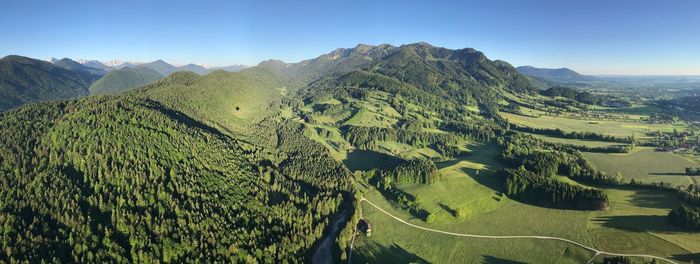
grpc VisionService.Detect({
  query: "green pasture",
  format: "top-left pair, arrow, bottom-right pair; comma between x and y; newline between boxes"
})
583,148 -> 699,186
501,111 -> 686,137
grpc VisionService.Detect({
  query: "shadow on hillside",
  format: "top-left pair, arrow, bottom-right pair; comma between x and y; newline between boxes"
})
671,253 -> 700,263
436,156 -> 464,169
353,242 -> 429,264
482,255 -> 527,264
436,143 -> 504,170
438,203 -> 457,217
591,215 -> 679,233
343,150 -> 402,171
142,99 -> 226,138
627,189 -> 676,209
460,167 -> 505,193
649,172 -> 686,176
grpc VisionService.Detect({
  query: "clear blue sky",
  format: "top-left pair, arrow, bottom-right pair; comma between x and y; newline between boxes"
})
1,0 -> 699,75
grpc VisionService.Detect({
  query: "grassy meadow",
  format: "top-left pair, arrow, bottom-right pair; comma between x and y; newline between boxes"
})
351,143 -> 700,263
588,187 -> 700,262
500,111 -> 686,138
583,148 -> 699,186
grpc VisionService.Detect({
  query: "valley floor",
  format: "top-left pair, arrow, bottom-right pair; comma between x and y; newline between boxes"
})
350,144 -> 700,263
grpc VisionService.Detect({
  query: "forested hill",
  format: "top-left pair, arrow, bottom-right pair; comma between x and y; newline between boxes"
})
0,55 -> 91,111
516,65 -> 594,82
89,66 -> 163,95
0,69 -> 353,262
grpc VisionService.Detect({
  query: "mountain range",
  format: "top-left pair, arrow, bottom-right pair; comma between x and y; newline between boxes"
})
0,55 -> 92,110
54,57 -> 247,75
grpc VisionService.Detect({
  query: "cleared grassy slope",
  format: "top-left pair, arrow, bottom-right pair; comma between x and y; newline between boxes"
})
501,111 -> 686,138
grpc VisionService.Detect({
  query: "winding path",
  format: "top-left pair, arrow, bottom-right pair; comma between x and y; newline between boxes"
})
359,197 -> 679,264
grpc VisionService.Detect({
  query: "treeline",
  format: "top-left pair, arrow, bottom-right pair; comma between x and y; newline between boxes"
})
508,122 -> 623,142
502,168 -> 608,210
571,144 -> 633,154
667,205 -> 700,231
685,167 -> 700,176
677,184 -> 700,207
371,158 -> 442,189
666,184 -> 700,231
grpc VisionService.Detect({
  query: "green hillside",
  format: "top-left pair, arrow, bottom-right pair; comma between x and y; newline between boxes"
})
0,55 -> 90,111
89,66 -> 163,95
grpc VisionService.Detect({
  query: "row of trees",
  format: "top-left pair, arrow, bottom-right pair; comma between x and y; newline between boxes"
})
667,205 -> 700,230
685,167 -> 700,176
507,122 -> 624,142
677,184 -> 700,206
371,158 -> 441,190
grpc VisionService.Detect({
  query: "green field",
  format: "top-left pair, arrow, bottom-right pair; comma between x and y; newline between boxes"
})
400,144 -> 507,222
353,189 -> 596,263
352,144 -> 597,263
583,148 -> 699,186
588,187 -> 700,262
590,104 -> 666,116
501,111 -> 686,137
351,145 -> 700,263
